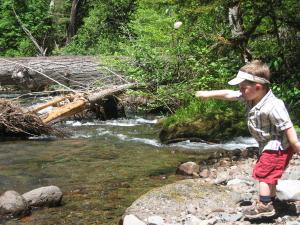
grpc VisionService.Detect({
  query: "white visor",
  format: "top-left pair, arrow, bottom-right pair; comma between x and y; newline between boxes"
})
228,71 -> 270,85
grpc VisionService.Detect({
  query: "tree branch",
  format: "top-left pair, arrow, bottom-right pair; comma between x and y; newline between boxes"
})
12,6 -> 47,56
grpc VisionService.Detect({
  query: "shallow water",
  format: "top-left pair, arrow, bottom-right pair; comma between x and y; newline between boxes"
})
0,117 -> 257,225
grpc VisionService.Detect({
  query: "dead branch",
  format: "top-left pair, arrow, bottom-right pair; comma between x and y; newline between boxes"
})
0,99 -> 62,137
12,7 -> 47,56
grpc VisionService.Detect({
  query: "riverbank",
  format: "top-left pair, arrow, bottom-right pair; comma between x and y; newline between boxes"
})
122,148 -> 300,225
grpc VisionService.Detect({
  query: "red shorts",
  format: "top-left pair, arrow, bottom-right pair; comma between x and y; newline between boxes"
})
252,147 -> 294,185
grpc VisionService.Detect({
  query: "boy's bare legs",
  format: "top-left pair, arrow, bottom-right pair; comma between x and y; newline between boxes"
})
259,182 -> 275,197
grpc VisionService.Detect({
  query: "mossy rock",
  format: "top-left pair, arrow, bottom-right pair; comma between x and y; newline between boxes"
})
159,116 -> 248,144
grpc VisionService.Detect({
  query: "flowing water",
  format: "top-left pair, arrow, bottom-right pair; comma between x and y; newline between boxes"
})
0,116 -> 258,225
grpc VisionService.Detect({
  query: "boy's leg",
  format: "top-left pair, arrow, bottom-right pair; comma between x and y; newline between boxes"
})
259,182 -> 274,196
243,181 -> 275,218
244,148 -> 293,218
259,182 -> 275,204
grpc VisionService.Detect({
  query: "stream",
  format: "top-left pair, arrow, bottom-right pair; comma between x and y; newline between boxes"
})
0,116 -> 258,225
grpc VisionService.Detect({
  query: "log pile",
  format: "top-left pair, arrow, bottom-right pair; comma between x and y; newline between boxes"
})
0,99 -> 61,138
0,83 -> 135,138
0,56 -> 137,138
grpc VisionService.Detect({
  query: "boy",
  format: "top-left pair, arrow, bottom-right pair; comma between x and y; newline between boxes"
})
195,60 -> 300,219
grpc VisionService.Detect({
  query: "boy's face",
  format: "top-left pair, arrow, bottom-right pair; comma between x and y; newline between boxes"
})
239,80 -> 263,101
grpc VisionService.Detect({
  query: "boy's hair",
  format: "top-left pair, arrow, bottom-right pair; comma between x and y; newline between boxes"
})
240,60 -> 271,82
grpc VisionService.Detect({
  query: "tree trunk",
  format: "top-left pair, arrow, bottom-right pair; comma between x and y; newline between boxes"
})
228,3 -> 243,37
228,1 -> 253,63
67,0 -> 80,42
0,56 -> 122,91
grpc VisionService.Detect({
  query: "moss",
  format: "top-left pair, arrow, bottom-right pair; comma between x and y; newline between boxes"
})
159,98 -> 249,143
159,116 -> 248,143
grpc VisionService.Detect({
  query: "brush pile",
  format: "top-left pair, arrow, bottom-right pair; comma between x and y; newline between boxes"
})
0,99 -> 60,138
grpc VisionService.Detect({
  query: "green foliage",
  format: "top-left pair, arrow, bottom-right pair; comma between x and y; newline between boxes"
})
272,78 -> 300,124
117,0 -> 179,83
0,0 -> 56,56
0,0 -> 299,130
59,0 -> 136,55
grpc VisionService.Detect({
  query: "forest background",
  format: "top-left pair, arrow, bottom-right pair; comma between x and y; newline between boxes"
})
0,0 -> 299,134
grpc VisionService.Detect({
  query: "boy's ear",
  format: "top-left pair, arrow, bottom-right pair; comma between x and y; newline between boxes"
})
255,84 -> 261,91
255,83 -> 264,91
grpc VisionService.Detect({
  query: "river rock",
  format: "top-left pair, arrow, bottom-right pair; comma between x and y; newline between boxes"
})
158,114 -> 248,144
0,190 -> 30,216
147,215 -> 164,225
124,155 -> 300,225
123,214 -> 146,225
22,186 -> 63,207
184,214 -> 208,225
124,179 -> 243,225
277,180 -> 300,201
176,162 -> 199,176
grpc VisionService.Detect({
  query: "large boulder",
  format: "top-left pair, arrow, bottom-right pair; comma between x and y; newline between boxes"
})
22,186 -> 63,207
0,190 -> 30,217
277,180 -> 300,201
159,118 -> 248,144
124,179 -> 243,224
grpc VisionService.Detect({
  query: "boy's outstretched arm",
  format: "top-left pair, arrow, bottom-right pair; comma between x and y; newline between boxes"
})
285,127 -> 300,154
195,90 -> 240,101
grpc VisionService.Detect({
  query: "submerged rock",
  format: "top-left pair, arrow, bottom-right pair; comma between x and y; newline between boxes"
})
0,190 -> 30,217
22,185 -> 63,207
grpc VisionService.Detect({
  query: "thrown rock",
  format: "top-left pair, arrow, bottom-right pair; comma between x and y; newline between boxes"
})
0,190 -> 30,217
22,186 -> 63,207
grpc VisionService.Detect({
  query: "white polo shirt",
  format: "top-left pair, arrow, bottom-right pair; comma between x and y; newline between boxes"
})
236,90 -> 293,153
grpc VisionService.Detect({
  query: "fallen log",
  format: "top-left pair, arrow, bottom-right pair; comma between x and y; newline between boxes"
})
0,56 -> 124,91
41,98 -> 87,124
0,82 -> 136,138
28,96 -> 66,113
36,83 -> 136,124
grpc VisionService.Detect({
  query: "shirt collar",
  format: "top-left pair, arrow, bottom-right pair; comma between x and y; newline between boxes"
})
251,89 -> 273,110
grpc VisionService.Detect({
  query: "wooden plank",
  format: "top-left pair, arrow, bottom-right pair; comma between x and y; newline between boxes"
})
28,96 -> 66,113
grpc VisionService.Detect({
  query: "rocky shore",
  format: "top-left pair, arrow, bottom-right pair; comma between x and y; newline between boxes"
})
122,149 -> 300,225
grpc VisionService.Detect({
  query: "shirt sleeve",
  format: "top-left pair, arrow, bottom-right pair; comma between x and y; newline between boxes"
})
269,101 -> 293,131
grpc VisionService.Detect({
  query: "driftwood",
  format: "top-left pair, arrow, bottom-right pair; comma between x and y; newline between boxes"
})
0,99 -> 61,137
31,83 -> 135,124
0,56 -> 124,91
0,83 -> 135,137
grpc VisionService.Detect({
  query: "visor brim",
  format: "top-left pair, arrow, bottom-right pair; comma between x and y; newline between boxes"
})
228,77 -> 245,85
